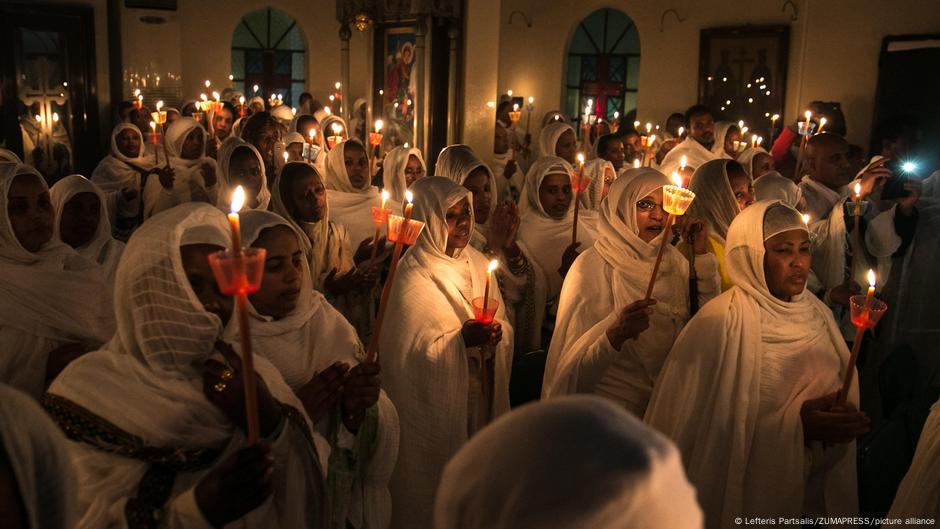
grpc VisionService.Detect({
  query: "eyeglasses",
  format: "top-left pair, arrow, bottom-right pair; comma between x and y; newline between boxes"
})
636,199 -> 665,212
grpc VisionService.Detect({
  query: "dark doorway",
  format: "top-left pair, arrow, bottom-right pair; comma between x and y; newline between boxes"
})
0,3 -> 100,184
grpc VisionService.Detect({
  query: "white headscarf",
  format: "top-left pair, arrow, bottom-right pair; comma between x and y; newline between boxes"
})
382,146 -> 426,202
435,395 -> 703,529
711,121 -> 737,158
49,174 -> 124,281
538,122 -> 574,158
580,158 -> 615,211
754,171 -> 802,208
165,117 -> 207,167
517,156 -> 597,298
323,139 -> 388,246
90,123 -> 151,217
216,136 -> 270,210
737,147 -> 770,177
270,104 -> 295,127
0,148 -> 21,163
687,158 -> 742,243
0,383 -> 77,529
379,177 -> 513,529
436,144 -> 497,247
646,200 -> 857,529
270,161 -> 354,292
541,110 -> 569,127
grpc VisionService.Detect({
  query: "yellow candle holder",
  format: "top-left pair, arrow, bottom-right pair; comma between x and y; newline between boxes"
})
150,111 -> 167,125
662,185 -> 696,215
508,110 -> 522,124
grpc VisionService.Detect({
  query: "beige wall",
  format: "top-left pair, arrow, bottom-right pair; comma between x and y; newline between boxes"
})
461,0 -> 503,163
498,0 -> 940,149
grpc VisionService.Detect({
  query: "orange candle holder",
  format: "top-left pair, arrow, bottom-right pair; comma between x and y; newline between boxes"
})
508,110 -> 522,124
327,135 -> 342,149
663,185 -> 696,215
371,206 -> 392,225
207,248 -> 267,296
387,214 -> 425,245
369,132 -> 384,147
849,295 -> 887,329
471,297 -> 500,324
570,171 -> 592,194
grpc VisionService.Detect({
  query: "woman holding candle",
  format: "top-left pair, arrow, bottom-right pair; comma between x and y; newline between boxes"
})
271,161 -> 382,337
91,123 -> 160,235
50,174 -> 125,283
0,164 -> 115,397
44,203 -> 328,528
677,159 -> 755,291
216,137 -> 270,211
324,139 -> 400,248
379,177 -> 513,529
437,144 -> 548,355
382,145 -> 427,202
646,200 -> 867,528
283,132 -> 306,162
711,121 -> 741,160
232,210 -> 398,529
542,168 -> 718,417
538,122 -> 578,165
142,117 -> 219,218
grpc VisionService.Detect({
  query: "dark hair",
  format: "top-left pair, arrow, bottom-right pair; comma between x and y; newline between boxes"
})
725,159 -> 747,180
295,114 -> 319,134
241,112 -> 283,144
221,101 -> 237,116
684,105 -> 713,126
230,145 -> 257,164
874,115 -> 916,146
665,112 -> 684,125
277,162 -> 321,219
299,92 -> 314,104
343,140 -> 367,155
595,134 -> 622,157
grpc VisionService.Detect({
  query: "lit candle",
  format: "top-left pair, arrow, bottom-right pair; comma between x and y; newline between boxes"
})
633,120 -> 641,129
283,151 -> 289,164
751,134 -> 759,148
308,129 -> 317,143
228,186 -> 245,252
646,172 -> 696,299
817,117 -> 827,134
481,259 -> 499,316
253,84 -> 259,94
228,74 -> 234,81
633,159 -> 641,169
851,182 -> 862,280
677,126 -> 685,139
680,155 -> 688,171
864,269 -> 876,311
802,213 -> 810,226
572,153 -> 585,245
204,79 -> 211,89
837,268 -> 881,406
507,89 -> 513,97
645,122 -> 652,135
403,190 -> 414,221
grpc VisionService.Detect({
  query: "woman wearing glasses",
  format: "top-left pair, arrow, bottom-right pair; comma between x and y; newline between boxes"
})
542,168 -> 719,417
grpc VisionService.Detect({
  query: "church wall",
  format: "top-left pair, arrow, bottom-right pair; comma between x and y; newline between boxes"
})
498,0 -> 940,150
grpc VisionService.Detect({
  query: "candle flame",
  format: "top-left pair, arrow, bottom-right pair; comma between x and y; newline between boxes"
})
156,100 -> 164,111
671,171 -> 683,188
867,269 -> 876,289
204,80 -> 211,88
252,84 -> 259,93
645,122 -> 652,133
854,182 -> 861,197
239,96 -> 245,105
513,103 -> 519,111
680,155 -> 688,169
283,151 -> 288,163
613,111 -> 619,119
819,117 -> 827,127
577,152 -> 585,164
308,129 -> 316,140
405,190 -> 414,204
200,93 -> 208,102
678,126 -> 685,137
752,134 -> 758,143
804,110 -> 812,120
52,112 -> 59,122
137,94 -> 143,102
648,134 -> 656,144
488,259 -> 499,272
149,121 -> 156,130
507,89 -> 513,97
323,106 -> 332,115
741,126 -> 749,135
331,122 -> 343,134
291,107 -> 297,116
528,96 -> 534,104
738,120 -> 745,129
381,189 -> 390,201
329,95 -> 335,101
633,159 -> 641,168
633,120 -> 640,129
374,119 -> 384,132
133,88 -> 140,97
35,114 -> 41,122
771,113 -> 780,121
228,74 -> 234,81
335,81 -> 341,90
230,186 -> 245,213
802,213 -> 810,225
212,91 -> 220,100
404,142 -> 410,148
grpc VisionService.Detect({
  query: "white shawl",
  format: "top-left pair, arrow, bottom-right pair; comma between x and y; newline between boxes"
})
215,136 -> 270,211
538,122 -> 574,158
232,210 -> 400,529
90,123 -> 152,221
543,169 -> 719,416
645,200 -> 858,529
47,203 -> 327,528
888,398 -> 940,519
324,139 -> 398,246
738,147 -> 770,177
754,171 -> 802,208
435,144 -> 498,248
711,122 -> 737,158
0,383 -> 77,529
0,164 -> 114,397
517,156 -> 598,299
50,174 -> 125,283
659,137 -> 719,177
143,117 -> 219,218
580,158 -> 615,211
378,177 -> 513,529
687,159 -> 742,244
434,395 -> 703,529
381,146 -> 425,202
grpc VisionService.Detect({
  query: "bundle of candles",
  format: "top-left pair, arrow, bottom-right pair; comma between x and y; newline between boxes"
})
792,110 -> 819,181
150,101 -> 170,168
645,172 -> 697,299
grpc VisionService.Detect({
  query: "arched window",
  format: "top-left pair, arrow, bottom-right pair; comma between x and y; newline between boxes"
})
231,8 -> 305,106
565,8 -> 640,125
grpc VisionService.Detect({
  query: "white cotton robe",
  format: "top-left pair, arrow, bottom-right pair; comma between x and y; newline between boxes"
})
50,174 -> 125,283
45,203 -> 328,529
645,200 -> 859,529
542,169 -> 719,417
378,177 -> 513,529
0,164 -> 114,398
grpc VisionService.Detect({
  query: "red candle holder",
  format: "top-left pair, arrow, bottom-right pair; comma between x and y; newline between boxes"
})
849,295 -> 887,329
570,171 -> 592,194
369,132 -> 383,147
471,297 -> 500,324
327,135 -> 343,150
208,248 -> 267,296
387,214 -> 425,245
371,206 -> 392,225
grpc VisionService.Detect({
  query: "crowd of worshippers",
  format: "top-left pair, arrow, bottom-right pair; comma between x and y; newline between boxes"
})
1,85 -> 939,529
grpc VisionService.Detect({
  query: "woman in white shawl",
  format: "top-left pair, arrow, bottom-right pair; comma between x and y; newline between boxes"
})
579,157 -> 616,211
516,156 -> 598,301
0,383 -> 77,529
379,177 -> 513,529
231,210 -> 399,529
44,203 -> 327,528
270,161 -> 380,337
381,145 -> 426,202
678,158 -> 755,291
143,117 -> 219,218
50,174 -> 125,282
0,164 -> 114,397
437,144 -> 548,353
645,200 -> 868,529
216,136 -> 270,211
90,123 -> 156,234
324,139 -> 398,247
542,168 -> 719,416
537,122 -> 578,164
435,395 -> 703,529
888,397 -> 940,520
738,147 -> 775,179
711,121 -> 741,159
